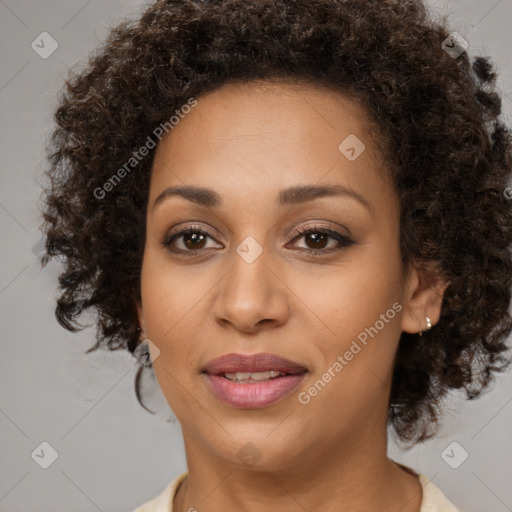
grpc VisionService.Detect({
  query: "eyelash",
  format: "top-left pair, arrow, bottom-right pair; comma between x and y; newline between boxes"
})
162,224 -> 355,256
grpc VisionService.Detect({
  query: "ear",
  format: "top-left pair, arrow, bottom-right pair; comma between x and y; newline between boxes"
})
136,300 -> 147,339
401,262 -> 448,334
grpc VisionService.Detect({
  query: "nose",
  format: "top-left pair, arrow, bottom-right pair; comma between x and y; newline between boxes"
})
212,244 -> 290,334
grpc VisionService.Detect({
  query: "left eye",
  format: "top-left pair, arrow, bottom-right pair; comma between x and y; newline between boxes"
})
289,227 -> 354,252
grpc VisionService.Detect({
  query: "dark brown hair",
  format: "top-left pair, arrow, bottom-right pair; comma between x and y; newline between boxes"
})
40,0 -> 512,444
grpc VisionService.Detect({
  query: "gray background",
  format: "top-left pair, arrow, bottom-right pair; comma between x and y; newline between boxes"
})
1,0 -> 511,511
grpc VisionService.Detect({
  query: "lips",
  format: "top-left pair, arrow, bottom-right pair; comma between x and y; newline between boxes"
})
201,353 -> 309,408
202,352 -> 308,376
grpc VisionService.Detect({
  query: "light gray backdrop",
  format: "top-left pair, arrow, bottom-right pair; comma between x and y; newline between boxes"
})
1,0 -> 511,511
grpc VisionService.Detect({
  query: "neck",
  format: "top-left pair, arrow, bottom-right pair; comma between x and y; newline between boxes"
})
174,420 -> 423,512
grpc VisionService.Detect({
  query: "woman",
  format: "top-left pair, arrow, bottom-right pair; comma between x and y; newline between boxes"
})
40,0 -> 512,511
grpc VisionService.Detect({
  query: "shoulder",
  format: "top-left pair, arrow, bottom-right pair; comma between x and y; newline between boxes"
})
418,473 -> 461,512
394,461 -> 460,512
132,471 -> 188,512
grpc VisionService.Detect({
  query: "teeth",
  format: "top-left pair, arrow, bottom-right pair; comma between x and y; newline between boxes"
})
223,370 -> 286,383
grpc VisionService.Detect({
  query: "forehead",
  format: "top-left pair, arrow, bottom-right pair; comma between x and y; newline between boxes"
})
149,79 -> 391,209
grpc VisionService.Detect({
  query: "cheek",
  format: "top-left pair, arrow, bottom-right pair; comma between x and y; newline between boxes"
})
140,248 -> 217,340
139,253 -> 201,373
294,243 -> 404,400
139,249 -> 231,414
294,241 -> 403,341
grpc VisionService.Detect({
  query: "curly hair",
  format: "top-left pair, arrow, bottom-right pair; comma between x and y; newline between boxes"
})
39,0 -> 512,444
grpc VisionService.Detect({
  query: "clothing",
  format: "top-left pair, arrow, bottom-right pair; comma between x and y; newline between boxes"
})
133,464 -> 460,512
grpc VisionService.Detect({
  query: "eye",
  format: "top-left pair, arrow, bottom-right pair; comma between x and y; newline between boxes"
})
288,225 -> 354,254
162,224 -> 221,254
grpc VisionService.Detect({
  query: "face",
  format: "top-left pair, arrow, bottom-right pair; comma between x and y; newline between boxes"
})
136,80 -> 441,471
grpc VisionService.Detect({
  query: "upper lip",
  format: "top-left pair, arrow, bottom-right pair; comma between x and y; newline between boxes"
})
202,352 -> 308,375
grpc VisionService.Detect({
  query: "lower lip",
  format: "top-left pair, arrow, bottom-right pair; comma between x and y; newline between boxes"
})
203,373 -> 306,408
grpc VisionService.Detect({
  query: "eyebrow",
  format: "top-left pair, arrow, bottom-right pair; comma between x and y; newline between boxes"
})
152,183 -> 373,213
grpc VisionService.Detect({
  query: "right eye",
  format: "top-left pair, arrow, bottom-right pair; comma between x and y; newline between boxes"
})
162,225 -> 222,254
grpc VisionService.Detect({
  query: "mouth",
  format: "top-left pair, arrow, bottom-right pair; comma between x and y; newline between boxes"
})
201,352 -> 308,408
219,370 -> 294,383
201,351 -> 308,378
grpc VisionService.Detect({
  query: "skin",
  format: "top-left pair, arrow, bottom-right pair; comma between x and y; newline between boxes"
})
136,79 -> 447,512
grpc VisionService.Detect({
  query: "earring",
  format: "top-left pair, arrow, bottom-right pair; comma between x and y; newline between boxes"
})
418,315 -> 431,336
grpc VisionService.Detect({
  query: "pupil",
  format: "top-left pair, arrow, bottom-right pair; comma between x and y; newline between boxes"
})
184,232 -> 206,249
307,232 -> 327,249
